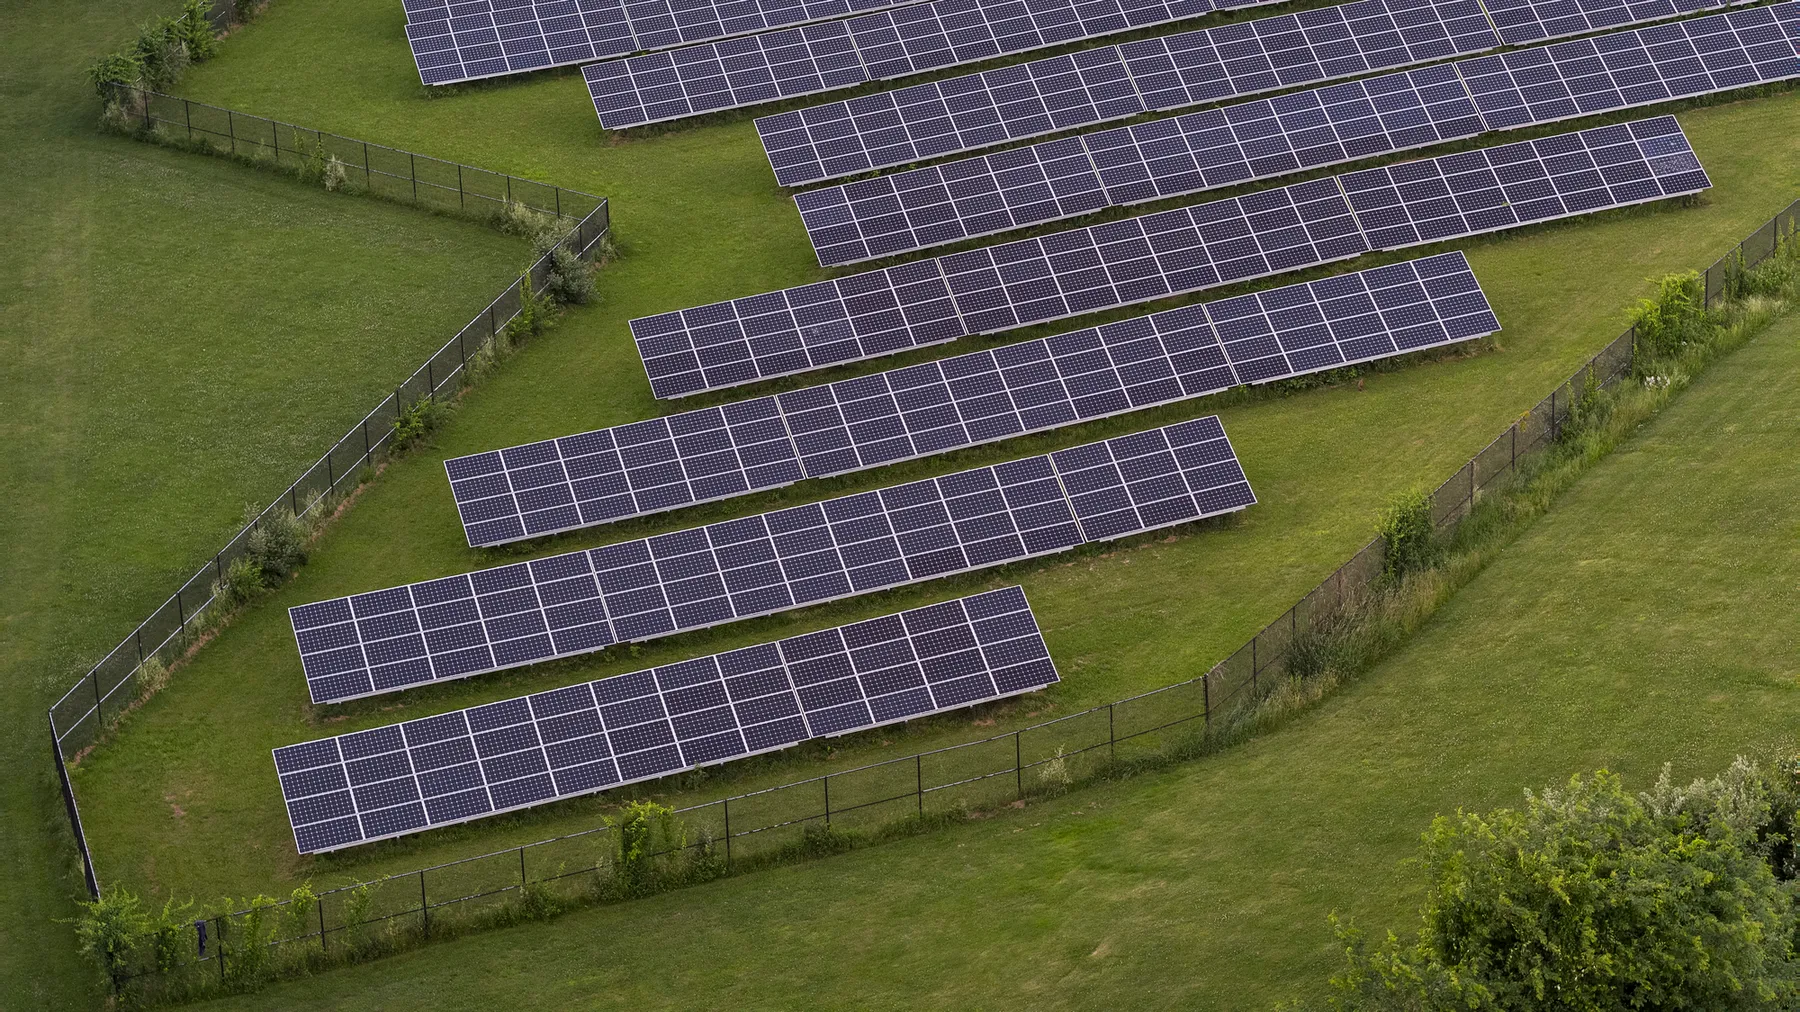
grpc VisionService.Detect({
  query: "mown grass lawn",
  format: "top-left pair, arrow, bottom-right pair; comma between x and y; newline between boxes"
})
68,0 -> 1800,914
0,1 -> 530,1005
190,298 -> 1800,1011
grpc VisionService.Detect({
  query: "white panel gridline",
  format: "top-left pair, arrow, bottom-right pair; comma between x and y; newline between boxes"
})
276,586 -> 1057,852
291,417 -> 1252,703
449,252 -> 1490,546
755,0 -> 1756,186
584,0 -> 1257,128
403,0 -> 923,85
797,4 -> 1798,264
634,116 -> 1708,398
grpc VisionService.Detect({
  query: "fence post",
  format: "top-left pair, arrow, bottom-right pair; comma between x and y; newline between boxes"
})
519,846 -> 527,891
723,797 -> 732,871
1511,422 -> 1517,470
419,870 -> 428,937
1203,672 -> 1210,725
271,119 -> 278,162
176,587 -> 185,628
506,176 -> 511,205
458,164 -> 464,208
92,670 -> 103,722
184,98 -> 192,140
822,775 -> 830,826
1108,702 -> 1115,760
142,90 -> 151,131
363,141 -> 370,187
227,109 -> 235,153
410,153 -> 418,203
427,360 -> 435,399
916,754 -> 923,816
135,627 -> 143,664
214,552 -> 223,586
1015,731 -> 1022,800
317,894 -> 327,952
362,418 -> 371,463
556,188 -> 561,217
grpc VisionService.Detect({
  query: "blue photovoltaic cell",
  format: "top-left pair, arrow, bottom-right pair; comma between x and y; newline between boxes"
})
637,116 -> 1708,397
403,0 -> 923,86
584,0 -> 1262,128
449,252 -> 1490,545
291,417 -> 1252,702
798,5 -> 1798,263
756,0 -> 1756,185
276,586 -> 1058,853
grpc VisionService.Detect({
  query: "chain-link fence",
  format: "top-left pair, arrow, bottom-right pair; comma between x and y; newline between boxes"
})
56,189 -> 1798,992
49,98 -> 612,900
107,84 -> 601,223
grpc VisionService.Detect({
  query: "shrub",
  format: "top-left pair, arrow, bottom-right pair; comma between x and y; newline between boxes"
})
603,801 -> 686,897
180,0 -> 218,61
493,200 -> 558,238
222,895 -> 279,986
218,554 -> 265,607
282,884 -> 318,949
339,883 -> 376,949
391,396 -> 445,451
87,51 -> 143,100
1376,488 -> 1435,583
68,888 -> 150,989
133,17 -> 191,91
1323,760 -> 1800,1011
323,155 -> 349,192
150,897 -> 197,974
533,232 -> 596,306
1630,270 -> 1707,360
244,505 -> 309,583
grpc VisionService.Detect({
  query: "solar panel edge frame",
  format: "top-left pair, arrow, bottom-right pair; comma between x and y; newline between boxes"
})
280,585 -> 1058,853
469,252 -> 1498,544
759,0 -> 1766,185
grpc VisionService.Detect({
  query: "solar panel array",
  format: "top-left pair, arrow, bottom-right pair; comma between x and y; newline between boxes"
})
403,0 -> 921,85
756,0 -> 1753,185
585,0 -> 1265,128
450,252 -> 1490,545
277,586 -> 1058,852
798,5 -> 1798,263
635,116 -> 1707,397
293,417 -> 1251,703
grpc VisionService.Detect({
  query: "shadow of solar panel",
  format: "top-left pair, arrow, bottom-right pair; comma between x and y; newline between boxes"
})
756,0 -> 1761,185
276,587 -> 1058,853
293,419 -> 1250,702
450,252 -> 1492,546
800,8 -> 1789,264
407,0 -> 927,86
586,0 -> 1240,128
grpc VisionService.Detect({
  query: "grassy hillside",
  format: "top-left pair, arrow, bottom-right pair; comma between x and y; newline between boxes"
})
192,302 -> 1800,1011
0,1 -> 528,1006
68,0 -> 1800,915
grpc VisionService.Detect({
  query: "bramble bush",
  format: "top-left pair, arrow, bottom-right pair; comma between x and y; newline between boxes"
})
1315,758 -> 1800,1011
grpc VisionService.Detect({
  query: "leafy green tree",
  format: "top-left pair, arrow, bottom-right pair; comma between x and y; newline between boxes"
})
1325,761 -> 1800,1011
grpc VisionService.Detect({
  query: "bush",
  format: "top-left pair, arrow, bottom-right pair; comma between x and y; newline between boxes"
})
533,232 -> 596,306
244,505 -> 309,583
87,51 -> 143,100
1631,270 -> 1708,359
133,17 -> 191,91
150,897 -> 197,974
180,0 -> 218,61
1376,488 -> 1435,583
603,801 -> 686,897
323,155 -> 349,192
69,888 -> 150,989
493,200 -> 558,238
391,396 -> 445,451
218,554 -> 265,606
1323,760 -> 1800,1010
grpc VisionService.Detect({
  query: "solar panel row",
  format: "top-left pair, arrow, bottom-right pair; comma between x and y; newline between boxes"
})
292,418 -> 1252,704
757,0 -> 1755,184
585,0 -> 1249,128
277,586 -> 1057,852
448,252 -> 1491,546
798,4 -> 1800,264
635,115 -> 1707,398
404,0 -> 922,85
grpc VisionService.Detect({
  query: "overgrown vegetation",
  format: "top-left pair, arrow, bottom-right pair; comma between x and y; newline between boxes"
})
1375,488 -> 1436,583
1314,758 -> 1800,1011
89,0 -> 219,99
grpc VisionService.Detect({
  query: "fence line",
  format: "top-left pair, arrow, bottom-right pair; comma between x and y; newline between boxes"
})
70,196 -> 1799,991
49,91 -> 614,901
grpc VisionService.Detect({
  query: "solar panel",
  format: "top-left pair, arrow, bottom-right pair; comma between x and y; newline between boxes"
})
276,585 -> 1059,853
291,417 -> 1252,703
403,0 -> 924,86
756,0 -> 1757,185
451,252 -> 1491,546
798,61 -> 1484,265
584,0 -> 1267,128
638,116 -> 1708,397
798,7 -> 1794,264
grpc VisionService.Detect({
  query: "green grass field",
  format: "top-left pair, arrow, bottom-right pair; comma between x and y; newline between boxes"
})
190,305 -> 1800,1012
12,0 -> 1800,1006
0,2 -> 532,1006
61,0 -> 1800,919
